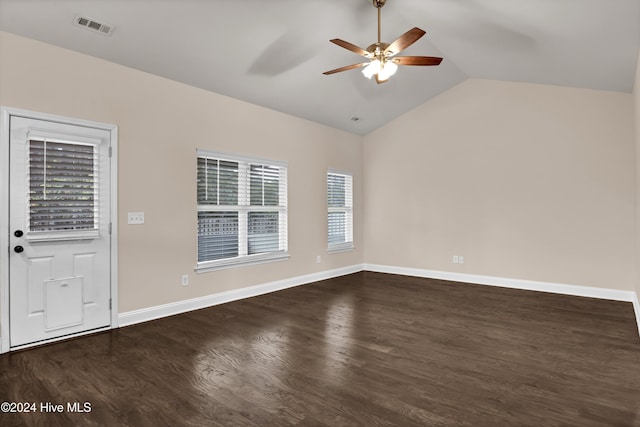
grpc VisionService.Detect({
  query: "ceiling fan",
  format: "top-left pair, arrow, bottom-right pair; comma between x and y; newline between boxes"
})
323,0 -> 443,84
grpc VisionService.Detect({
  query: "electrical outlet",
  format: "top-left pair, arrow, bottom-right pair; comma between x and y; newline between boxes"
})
316,255 -> 321,264
127,212 -> 144,225
181,274 -> 189,286
459,256 -> 464,264
453,255 -> 459,264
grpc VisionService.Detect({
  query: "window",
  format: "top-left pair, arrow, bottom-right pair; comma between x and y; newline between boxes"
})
28,138 -> 100,240
197,150 -> 288,271
327,170 -> 353,252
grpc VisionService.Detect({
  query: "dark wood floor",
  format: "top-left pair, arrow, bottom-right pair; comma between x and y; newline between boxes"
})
1,271 -> 640,426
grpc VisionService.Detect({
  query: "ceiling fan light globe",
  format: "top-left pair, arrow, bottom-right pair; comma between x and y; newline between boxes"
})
377,69 -> 390,81
385,61 -> 398,76
377,60 -> 398,81
362,60 -> 380,79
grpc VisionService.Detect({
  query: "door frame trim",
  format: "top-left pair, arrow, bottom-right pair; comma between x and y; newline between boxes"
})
0,107 -> 119,354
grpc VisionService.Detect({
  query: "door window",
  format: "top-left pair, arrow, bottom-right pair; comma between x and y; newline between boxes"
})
27,138 -> 99,240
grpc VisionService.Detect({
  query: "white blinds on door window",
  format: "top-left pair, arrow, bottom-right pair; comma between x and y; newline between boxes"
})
197,151 -> 288,269
327,171 -> 353,250
28,139 -> 99,233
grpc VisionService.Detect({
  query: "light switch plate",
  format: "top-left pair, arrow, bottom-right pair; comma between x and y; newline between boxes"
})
128,212 -> 144,225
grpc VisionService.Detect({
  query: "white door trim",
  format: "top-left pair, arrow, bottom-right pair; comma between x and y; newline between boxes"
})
0,107 -> 118,354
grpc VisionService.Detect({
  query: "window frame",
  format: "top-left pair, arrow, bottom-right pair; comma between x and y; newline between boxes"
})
327,169 -> 354,253
196,149 -> 289,272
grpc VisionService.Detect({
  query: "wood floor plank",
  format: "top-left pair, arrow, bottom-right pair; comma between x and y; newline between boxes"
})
1,271 -> 640,426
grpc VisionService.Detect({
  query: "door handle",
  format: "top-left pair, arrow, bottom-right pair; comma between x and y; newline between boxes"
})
14,245 -> 24,253
14,230 -> 23,238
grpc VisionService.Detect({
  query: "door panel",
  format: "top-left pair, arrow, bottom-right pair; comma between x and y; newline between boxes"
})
9,116 -> 112,348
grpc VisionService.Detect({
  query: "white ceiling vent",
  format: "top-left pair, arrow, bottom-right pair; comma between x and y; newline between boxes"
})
74,15 -> 114,36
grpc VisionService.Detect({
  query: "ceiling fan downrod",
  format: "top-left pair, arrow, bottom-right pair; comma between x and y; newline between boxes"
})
373,0 -> 386,44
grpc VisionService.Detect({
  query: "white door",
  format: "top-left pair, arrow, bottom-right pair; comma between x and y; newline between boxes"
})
8,116 -> 112,348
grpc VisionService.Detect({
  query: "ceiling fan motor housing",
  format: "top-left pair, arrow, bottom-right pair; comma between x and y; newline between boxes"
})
367,42 -> 391,57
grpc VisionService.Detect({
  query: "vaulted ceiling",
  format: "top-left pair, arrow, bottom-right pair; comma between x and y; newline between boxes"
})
0,0 -> 638,135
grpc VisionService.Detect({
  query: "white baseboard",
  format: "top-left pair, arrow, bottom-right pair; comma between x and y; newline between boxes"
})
633,292 -> 640,339
118,264 -> 364,327
363,263 -> 636,302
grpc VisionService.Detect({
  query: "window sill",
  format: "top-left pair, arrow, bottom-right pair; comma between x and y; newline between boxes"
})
196,251 -> 290,273
327,244 -> 355,254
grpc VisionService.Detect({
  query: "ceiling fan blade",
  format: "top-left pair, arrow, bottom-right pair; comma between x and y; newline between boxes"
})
329,39 -> 370,58
323,62 -> 369,75
393,56 -> 443,66
384,27 -> 426,56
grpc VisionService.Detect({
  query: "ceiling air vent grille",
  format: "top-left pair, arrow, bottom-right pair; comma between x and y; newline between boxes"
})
74,16 -> 114,36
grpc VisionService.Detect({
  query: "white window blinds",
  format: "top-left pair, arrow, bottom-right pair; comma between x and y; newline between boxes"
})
197,159 -> 240,262
197,151 -> 288,269
28,139 -> 98,233
327,170 -> 353,250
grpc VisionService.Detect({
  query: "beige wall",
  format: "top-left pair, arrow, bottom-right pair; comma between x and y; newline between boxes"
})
0,31 -> 364,312
363,79 -> 636,290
